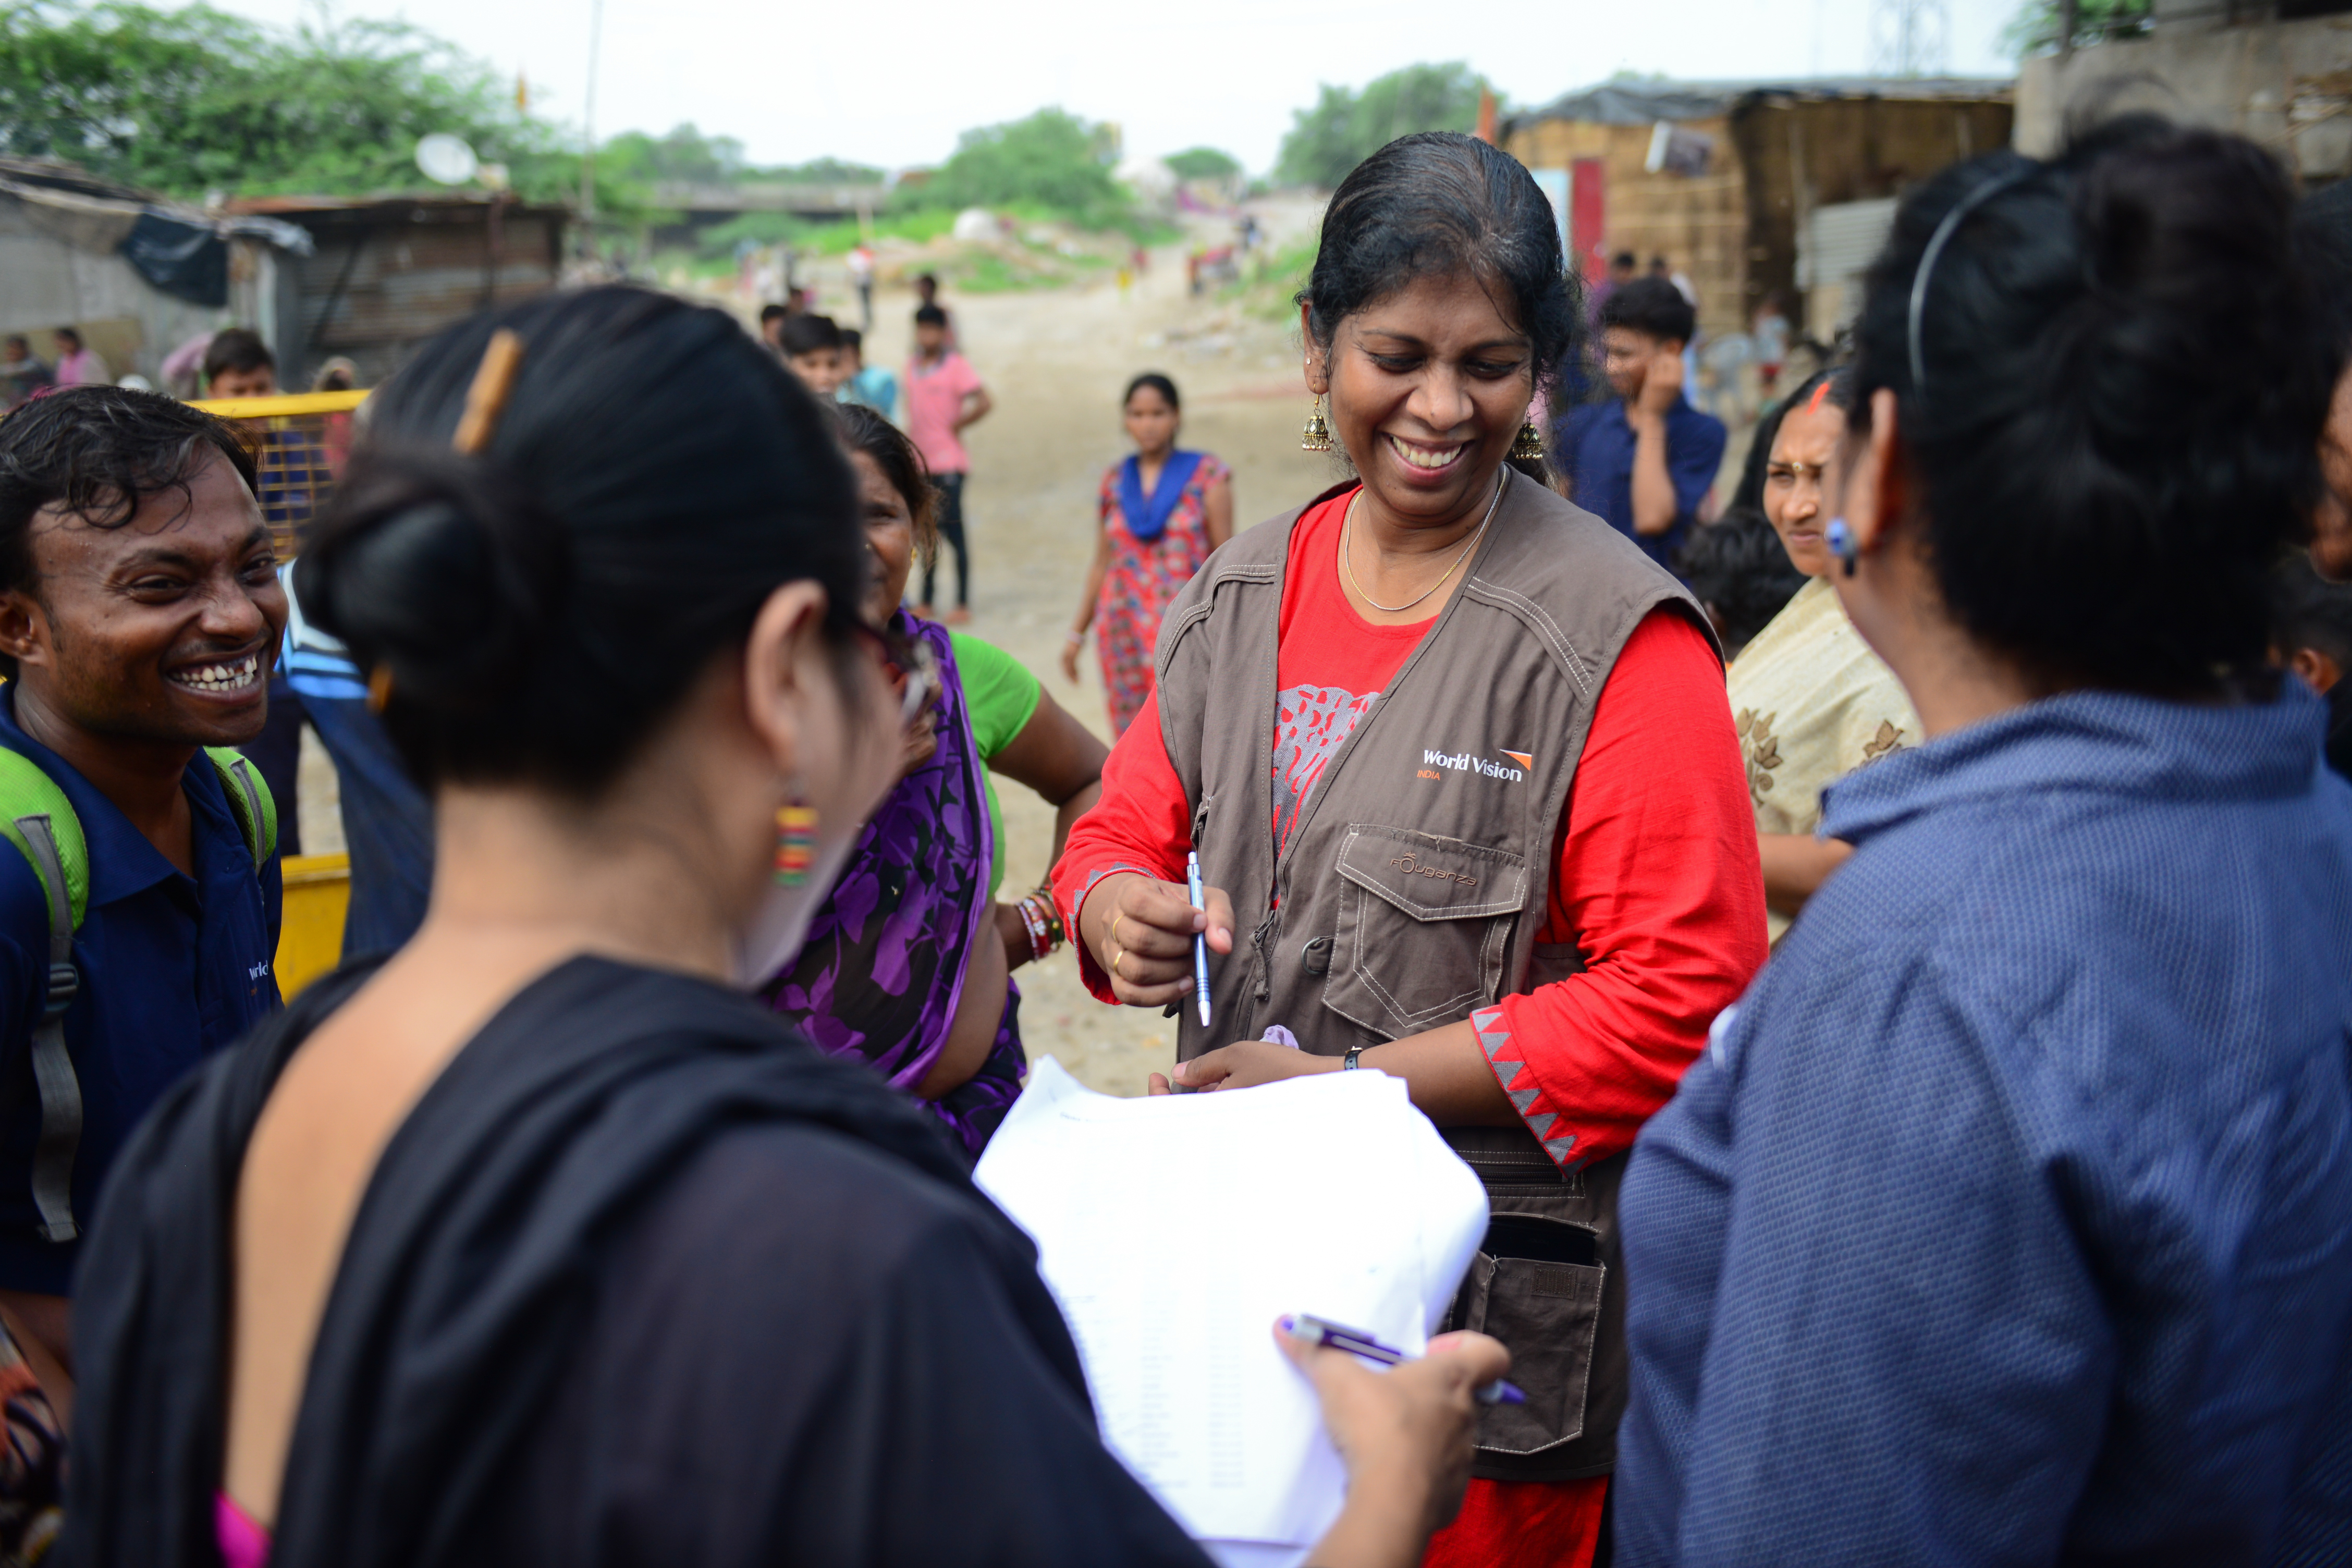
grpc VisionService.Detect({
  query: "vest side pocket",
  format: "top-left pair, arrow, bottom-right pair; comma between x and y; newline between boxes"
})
1320,824 -> 1528,1039
1445,1212 -> 1604,1457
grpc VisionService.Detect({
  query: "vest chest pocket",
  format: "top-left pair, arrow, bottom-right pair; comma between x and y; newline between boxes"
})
1321,825 -> 1529,1039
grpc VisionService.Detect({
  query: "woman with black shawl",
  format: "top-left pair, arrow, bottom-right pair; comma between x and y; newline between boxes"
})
62,287 -> 1506,1568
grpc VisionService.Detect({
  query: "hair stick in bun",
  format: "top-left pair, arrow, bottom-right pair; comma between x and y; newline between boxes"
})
452,329 -> 526,455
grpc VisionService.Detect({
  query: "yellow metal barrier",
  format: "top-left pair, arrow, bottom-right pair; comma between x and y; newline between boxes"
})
188,389 -> 370,561
276,852 -> 351,999
189,390 -> 370,420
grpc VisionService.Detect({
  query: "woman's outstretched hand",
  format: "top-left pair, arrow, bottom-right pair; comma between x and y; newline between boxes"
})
1146,1041 -> 1332,1095
1284,1320 -> 1509,1568
1082,871 -> 1234,1009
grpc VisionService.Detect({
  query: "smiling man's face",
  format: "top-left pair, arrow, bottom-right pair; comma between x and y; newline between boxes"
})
8,448 -> 285,750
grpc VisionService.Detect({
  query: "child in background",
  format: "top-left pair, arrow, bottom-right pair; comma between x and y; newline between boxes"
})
838,328 -> 898,421
913,273 -> 957,349
758,303 -> 789,352
2274,554 -> 2352,779
779,314 -> 846,397
905,303 -> 990,624
201,329 -> 278,398
198,333 -> 322,533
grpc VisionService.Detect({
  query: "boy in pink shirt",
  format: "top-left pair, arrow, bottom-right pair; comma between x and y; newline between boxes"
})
904,304 -> 990,622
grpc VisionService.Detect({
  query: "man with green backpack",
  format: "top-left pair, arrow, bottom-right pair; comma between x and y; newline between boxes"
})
0,387 -> 286,1425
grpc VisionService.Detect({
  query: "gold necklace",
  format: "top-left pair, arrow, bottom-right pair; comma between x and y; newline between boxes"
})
1341,470 -> 1506,616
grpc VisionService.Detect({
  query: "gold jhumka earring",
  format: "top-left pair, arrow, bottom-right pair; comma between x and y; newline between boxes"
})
1300,398 -> 1334,453
1509,421 -> 1545,462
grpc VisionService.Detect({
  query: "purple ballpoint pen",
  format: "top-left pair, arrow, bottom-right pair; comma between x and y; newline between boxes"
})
1280,1313 -> 1525,1406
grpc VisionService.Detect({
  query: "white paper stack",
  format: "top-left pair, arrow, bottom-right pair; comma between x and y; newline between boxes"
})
974,1058 -> 1489,1563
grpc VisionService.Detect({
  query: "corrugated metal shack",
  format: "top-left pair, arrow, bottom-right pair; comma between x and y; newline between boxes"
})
0,159 -> 312,387
2016,0 -> 2352,181
224,195 -> 569,386
1502,79 -> 2013,340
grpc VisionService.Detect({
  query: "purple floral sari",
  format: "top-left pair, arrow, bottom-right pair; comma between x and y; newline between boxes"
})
761,613 -> 1026,1160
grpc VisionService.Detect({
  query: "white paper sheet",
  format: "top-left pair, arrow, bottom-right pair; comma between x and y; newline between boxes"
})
974,1059 -> 1488,1553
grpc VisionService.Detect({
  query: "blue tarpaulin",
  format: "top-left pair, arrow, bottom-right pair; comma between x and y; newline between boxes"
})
117,212 -> 227,307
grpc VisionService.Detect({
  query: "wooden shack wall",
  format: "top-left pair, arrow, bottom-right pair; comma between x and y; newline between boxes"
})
1503,116 -> 1749,336
290,208 -> 564,386
1729,97 -> 2013,326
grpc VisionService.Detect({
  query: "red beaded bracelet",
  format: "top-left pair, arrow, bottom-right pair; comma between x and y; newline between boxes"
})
1014,888 -> 1064,964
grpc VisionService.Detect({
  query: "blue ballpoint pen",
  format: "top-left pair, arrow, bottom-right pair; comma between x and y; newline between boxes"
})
1280,1313 -> 1525,1406
1186,850 -> 1212,1027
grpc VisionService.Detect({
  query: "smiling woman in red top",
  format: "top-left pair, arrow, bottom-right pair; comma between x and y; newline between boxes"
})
1051,133 -> 1767,1568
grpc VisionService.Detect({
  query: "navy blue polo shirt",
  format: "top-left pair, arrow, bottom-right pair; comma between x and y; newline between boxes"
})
0,689 -> 280,1294
1554,395 -> 1728,573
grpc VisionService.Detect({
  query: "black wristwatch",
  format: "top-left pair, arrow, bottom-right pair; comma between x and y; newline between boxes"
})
1341,1044 -> 1368,1071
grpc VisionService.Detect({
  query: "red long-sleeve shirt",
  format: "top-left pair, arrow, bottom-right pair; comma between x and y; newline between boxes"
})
1051,493 -> 1767,1167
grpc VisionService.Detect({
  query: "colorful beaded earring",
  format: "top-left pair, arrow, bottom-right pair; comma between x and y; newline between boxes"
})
773,801 -> 818,886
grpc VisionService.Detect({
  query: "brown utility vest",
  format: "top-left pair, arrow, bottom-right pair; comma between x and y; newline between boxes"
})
1153,469 -> 1716,1482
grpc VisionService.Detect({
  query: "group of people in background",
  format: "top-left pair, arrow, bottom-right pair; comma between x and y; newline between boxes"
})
0,111 -> 2344,1568
766,273 -> 993,627
0,328 -> 106,409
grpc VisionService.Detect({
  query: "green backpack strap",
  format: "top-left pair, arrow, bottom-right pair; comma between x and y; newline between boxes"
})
0,749 -> 88,1242
204,748 -> 278,868
0,748 -> 274,1246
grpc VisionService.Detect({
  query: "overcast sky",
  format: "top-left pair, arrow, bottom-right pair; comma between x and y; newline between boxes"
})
176,0 -> 2026,174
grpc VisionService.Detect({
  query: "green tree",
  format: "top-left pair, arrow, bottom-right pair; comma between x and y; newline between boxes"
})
915,107 -> 1123,216
1275,63 -> 1489,190
2001,0 -> 2152,55
0,0 -> 568,199
1163,146 -> 1241,180
598,124 -> 749,189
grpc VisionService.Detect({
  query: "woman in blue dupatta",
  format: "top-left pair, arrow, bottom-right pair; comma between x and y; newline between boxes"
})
1061,373 -> 1233,734
763,403 -> 1107,1158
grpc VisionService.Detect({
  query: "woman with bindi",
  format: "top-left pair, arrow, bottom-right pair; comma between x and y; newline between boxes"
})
1723,370 -> 1920,941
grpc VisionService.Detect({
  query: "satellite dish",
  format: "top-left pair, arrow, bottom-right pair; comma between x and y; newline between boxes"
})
415,133 -> 480,186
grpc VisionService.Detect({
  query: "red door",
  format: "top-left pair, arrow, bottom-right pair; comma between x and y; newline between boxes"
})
1570,158 -> 1607,286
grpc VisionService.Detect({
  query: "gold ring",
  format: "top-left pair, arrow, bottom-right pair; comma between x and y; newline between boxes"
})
1111,912 -> 1124,949
1111,946 -> 1124,978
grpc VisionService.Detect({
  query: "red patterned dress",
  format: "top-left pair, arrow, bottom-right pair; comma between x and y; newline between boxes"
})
1094,451 -> 1229,734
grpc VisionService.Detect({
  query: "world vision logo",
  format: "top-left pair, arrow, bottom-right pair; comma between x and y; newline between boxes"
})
1420,748 -> 1529,783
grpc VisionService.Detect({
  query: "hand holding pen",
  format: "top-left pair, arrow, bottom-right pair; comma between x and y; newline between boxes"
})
1275,1315 -> 1513,1549
1281,1314 -> 1524,1405
1080,869 -> 1235,1011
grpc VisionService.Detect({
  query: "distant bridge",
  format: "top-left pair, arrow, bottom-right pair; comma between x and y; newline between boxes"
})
651,182 -> 887,223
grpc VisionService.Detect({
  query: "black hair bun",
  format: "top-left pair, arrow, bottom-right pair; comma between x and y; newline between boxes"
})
299,454 -> 568,715
292,285 -> 864,798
